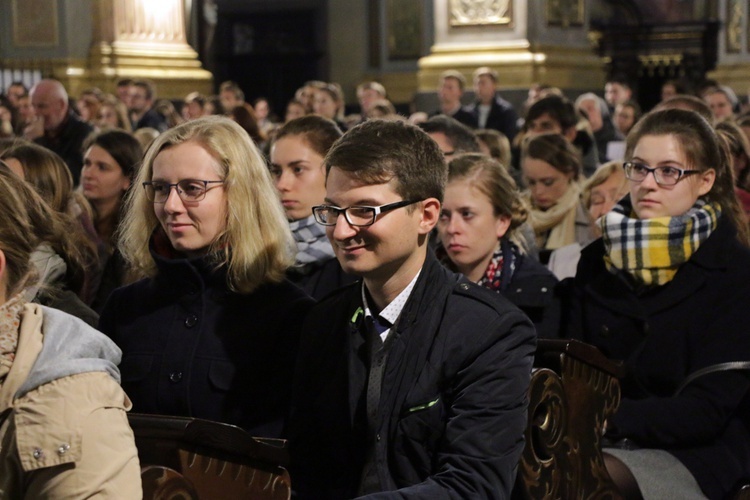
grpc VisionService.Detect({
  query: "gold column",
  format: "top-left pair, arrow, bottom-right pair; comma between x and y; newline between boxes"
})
88,0 -> 212,98
418,0 -> 605,92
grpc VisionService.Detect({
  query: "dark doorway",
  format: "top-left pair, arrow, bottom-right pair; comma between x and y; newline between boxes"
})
213,6 -> 325,117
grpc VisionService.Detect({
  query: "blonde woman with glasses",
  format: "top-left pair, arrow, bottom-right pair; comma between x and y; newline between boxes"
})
98,116 -> 313,437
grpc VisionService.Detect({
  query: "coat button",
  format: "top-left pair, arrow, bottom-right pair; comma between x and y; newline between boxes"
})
600,324 -> 610,336
459,283 -> 469,291
541,287 -> 548,293
33,448 -> 44,460
57,443 -> 70,456
169,371 -> 183,383
376,434 -> 381,442
184,315 -> 198,328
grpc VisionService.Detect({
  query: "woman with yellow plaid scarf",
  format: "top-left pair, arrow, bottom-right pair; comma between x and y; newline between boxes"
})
561,108 -> 750,499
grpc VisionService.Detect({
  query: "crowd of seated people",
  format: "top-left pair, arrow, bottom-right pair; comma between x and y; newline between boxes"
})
1,71 -> 749,499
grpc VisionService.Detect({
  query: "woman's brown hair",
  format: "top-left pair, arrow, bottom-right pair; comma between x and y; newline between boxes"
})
626,108 -> 750,246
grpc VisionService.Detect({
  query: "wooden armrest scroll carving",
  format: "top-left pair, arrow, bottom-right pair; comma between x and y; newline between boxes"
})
517,340 -> 624,499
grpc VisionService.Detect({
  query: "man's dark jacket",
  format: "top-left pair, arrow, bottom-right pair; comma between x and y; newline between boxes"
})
430,107 -> 478,129
134,107 -> 168,132
469,95 -> 519,141
287,251 -> 535,498
34,110 -> 93,185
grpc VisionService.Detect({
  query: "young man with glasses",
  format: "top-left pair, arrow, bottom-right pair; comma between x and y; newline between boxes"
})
287,119 -> 535,498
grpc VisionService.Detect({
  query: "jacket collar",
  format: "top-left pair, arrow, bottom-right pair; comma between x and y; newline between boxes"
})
149,230 -> 228,292
345,249 -> 457,424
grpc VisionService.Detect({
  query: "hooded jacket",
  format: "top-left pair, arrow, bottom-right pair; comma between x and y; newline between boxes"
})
0,304 -> 141,498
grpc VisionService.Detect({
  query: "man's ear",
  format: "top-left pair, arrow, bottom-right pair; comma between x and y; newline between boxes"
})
418,198 -> 442,235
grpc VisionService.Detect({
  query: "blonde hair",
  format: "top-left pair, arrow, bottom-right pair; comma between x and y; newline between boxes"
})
581,160 -> 627,209
119,116 -> 295,293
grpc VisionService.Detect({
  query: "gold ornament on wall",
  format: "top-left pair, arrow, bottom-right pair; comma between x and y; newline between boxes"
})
726,0 -> 742,53
449,0 -> 512,27
547,0 -> 584,28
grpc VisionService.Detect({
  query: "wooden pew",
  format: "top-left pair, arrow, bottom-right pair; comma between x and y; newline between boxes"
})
516,339 -> 626,500
128,413 -> 291,500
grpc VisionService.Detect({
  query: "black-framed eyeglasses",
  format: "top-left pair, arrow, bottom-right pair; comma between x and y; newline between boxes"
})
623,161 -> 701,187
143,179 -> 224,203
312,199 -> 421,227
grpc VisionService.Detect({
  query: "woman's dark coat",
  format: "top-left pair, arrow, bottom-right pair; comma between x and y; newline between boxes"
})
560,219 -> 750,499
99,248 -> 314,438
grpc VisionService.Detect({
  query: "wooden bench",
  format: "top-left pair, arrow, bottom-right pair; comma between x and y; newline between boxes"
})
516,340 -> 750,499
516,339 -> 626,500
128,413 -> 291,500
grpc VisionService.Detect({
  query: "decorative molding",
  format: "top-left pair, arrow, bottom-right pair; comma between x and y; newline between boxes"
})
547,0 -> 584,28
448,0 -> 512,27
726,0 -> 742,53
12,0 -> 59,47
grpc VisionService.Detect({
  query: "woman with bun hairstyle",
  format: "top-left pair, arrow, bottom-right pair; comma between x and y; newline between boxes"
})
522,132 -> 597,264
438,153 -> 560,338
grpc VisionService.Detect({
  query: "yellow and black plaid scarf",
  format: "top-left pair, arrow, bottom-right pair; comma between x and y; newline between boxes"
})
600,196 -> 720,287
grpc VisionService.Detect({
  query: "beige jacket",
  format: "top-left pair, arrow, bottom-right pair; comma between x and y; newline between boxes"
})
0,304 -> 142,499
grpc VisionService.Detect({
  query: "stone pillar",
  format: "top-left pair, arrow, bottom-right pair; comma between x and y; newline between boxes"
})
418,0 -> 605,95
88,0 -> 212,97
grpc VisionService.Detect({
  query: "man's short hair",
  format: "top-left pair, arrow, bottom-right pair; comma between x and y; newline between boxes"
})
439,70 -> 467,91
418,115 -> 481,154
526,95 -> 579,131
219,80 -> 245,102
473,66 -> 498,83
325,119 -> 446,202
116,78 -> 133,88
7,81 -> 28,95
606,74 -> 631,89
132,79 -> 156,101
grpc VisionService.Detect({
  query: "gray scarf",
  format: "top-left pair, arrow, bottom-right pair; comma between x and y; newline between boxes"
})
290,214 -> 336,274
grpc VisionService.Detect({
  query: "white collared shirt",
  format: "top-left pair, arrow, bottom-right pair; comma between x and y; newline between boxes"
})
361,270 -> 422,343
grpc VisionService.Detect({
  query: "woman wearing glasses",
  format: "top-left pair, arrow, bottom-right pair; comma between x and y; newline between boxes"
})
561,109 -> 750,498
522,133 -> 597,265
270,115 -> 356,299
98,116 -> 313,437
